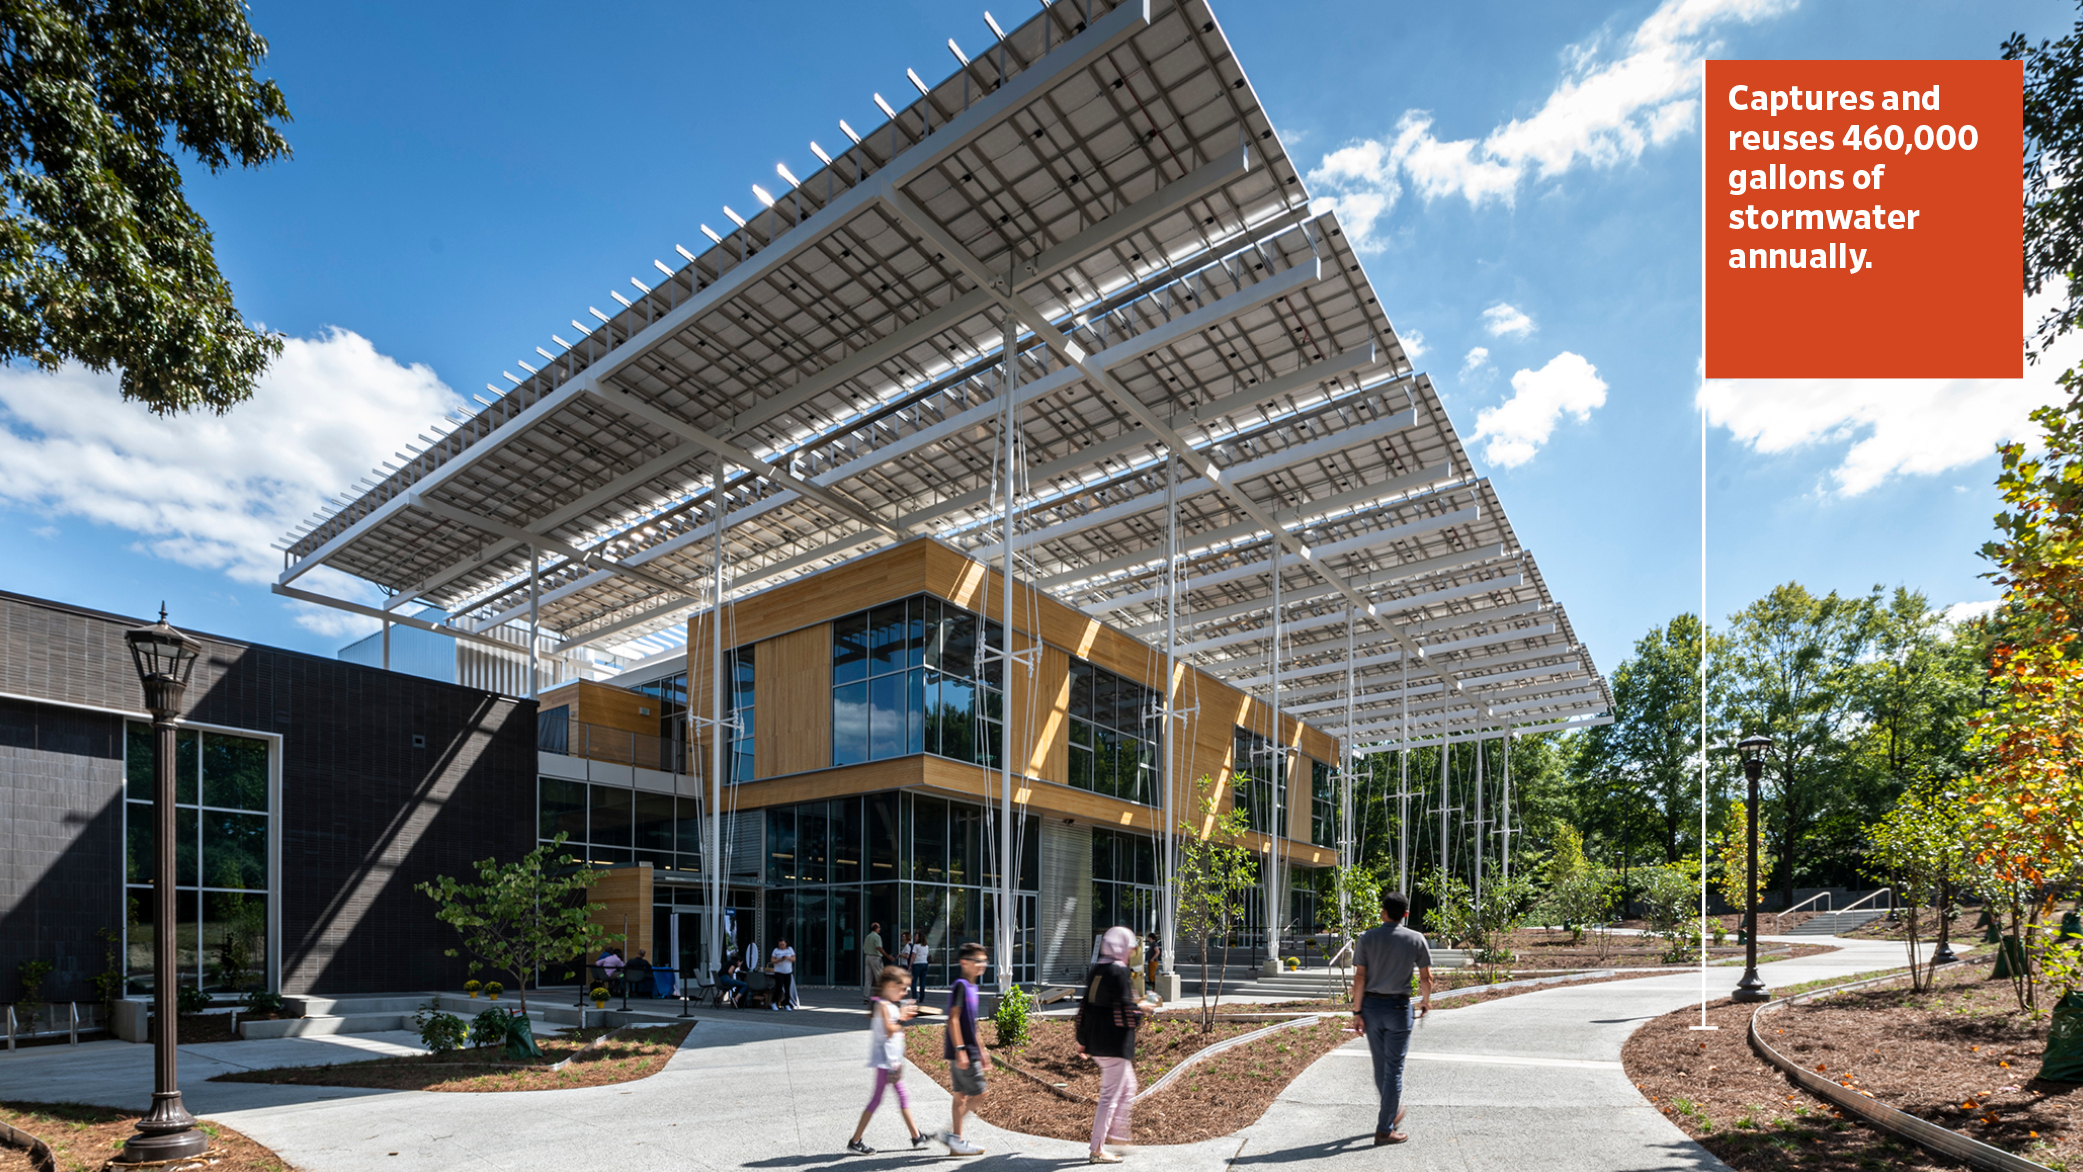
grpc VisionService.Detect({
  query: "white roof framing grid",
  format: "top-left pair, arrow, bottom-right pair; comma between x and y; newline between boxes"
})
274,0 -> 1607,738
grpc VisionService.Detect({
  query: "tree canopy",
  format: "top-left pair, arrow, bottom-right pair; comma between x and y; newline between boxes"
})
0,0 -> 291,414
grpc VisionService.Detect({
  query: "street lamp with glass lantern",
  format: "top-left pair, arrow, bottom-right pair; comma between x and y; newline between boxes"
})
121,606 -> 210,1164
1732,733 -> 1774,1004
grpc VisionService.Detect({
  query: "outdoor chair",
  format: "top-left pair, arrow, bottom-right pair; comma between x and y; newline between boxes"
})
740,970 -> 775,1010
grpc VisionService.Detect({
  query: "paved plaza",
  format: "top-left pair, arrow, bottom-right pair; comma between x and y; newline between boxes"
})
0,936 -> 1917,1171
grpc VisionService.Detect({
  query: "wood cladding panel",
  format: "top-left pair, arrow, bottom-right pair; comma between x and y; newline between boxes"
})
587,863 -> 653,961
758,623 -> 830,777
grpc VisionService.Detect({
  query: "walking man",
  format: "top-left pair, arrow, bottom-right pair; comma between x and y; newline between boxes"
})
1350,891 -> 1433,1146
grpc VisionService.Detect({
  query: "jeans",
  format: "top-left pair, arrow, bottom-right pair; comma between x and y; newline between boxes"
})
716,975 -> 746,1004
1360,994 -> 1414,1135
1091,1056 -> 1136,1150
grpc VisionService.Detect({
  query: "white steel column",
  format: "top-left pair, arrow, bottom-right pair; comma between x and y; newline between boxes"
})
1398,656 -> 1410,894
1473,730 -> 1486,906
1266,543 -> 1283,972
1501,728 -> 1514,885
1339,607 -> 1355,928
1160,453 -> 1179,979
527,546 -> 540,697
997,305 -> 1017,992
706,466 -> 728,978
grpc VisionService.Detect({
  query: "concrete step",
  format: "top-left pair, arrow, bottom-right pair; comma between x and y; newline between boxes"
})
245,993 -> 636,1040
284,995 -> 430,1017
1786,910 -> 1887,936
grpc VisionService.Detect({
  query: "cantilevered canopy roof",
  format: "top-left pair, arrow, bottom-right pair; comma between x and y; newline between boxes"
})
274,0 -> 1609,751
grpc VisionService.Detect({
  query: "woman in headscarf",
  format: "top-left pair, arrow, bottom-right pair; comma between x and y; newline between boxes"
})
1077,926 -> 1144,1164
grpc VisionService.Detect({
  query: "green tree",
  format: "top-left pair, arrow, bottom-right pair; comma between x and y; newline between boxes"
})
1865,782 -> 1974,991
2008,7 -> 2083,355
1721,583 -> 1881,908
1577,614 -> 1722,865
1712,798 -> 1773,917
0,0 -> 291,414
417,835 -> 607,1018
1175,774 -> 1254,1032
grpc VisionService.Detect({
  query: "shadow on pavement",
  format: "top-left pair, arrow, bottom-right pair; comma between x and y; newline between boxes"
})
1230,1135 -> 1378,1163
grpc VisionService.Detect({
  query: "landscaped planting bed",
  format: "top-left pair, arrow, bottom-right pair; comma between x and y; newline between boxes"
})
1623,961 -> 2077,1171
1429,927 -> 1834,972
1,1100 -> 291,1172
906,1015 -> 1349,1145
211,1021 -> 693,1093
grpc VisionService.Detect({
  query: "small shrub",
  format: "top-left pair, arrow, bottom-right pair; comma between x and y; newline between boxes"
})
176,985 -> 213,1015
412,999 -> 467,1053
470,1008 -> 510,1048
483,981 -> 504,997
464,979 -> 481,993
993,985 -> 1033,1048
589,985 -> 610,1002
15,959 -> 52,1023
241,989 -> 286,1016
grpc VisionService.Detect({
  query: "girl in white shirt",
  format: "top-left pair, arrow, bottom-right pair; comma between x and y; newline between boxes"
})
846,967 -> 927,1155
770,940 -> 797,1011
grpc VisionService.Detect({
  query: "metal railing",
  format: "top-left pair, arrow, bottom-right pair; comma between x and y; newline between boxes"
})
539,718 -> 689,773
1835,888 -> 1896,916
1772,891 -> 1832,933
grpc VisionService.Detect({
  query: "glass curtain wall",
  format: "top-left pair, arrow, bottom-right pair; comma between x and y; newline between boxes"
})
123,724 -> 272,994
764,791 -> 1038,987
538,777 -> 702,873
1090,827 -> 1160,941
1067,659 -> 1162,804
1231,727 -> 1287,840
1309,759 -> 1337,848
832,594 -> 1004,770
632,645 -> 752,780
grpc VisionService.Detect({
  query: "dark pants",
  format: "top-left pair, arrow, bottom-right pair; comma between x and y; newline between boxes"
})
1360,994 -> 1414,1135
773,971 -> 793,1006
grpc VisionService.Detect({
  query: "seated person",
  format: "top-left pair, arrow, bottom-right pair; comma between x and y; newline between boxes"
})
595,947 -> 625,995
626,949 -> 655,997
716,959 -> 748,1006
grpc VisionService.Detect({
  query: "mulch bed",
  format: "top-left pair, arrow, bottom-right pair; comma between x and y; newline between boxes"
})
210,1022 -> 693,1093
906,1015 -> 1350,1145
150,1012 -> 294,1044
1623,960 -> 2079,1171
1,1100 -> 292,1172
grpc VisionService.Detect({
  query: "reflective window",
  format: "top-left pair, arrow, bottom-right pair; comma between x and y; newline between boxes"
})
832,593 -> 1003,769
124,725 -> 272,994
1309,759 -> 1338,848
1068,660 -> 1162,805
1232,726 -> 1286,838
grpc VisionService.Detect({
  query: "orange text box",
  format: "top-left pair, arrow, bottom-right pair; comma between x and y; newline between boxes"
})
1703,59 -> 2020,379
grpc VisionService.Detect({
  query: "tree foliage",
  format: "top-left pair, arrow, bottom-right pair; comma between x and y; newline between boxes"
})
2008,9 -> 2083,355
416,835 -> 607,1018
1175,774 -> 1254,1032
0,0 -> 291,413
1576,614 -> 1718,865
1866,782 -> 1974,991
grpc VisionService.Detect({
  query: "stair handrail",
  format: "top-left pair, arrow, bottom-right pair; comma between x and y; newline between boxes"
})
1835,888 -> 1895,916
1772,890 -> 1832,933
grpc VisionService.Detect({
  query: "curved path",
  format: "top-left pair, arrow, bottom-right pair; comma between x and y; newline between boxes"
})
0,936 -> 1918,1171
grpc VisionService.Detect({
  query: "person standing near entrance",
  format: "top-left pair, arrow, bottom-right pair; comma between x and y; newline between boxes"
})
863,922 -> 888,1002
1350,891 -> 1433,1145
909,934 -> 932,992
1078,926 -> 1145,1164
771,938 -> 797,1012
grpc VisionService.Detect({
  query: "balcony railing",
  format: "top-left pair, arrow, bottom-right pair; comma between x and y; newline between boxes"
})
539,715 -> 688,774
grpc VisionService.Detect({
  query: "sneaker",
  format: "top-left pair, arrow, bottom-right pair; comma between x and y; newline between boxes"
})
847,1140 -> 876,1156
946,1134 -> 985,1157
1087,1152 -> 1122,1164
909,1133 -> 930,1150
932,1129 -> 954,1154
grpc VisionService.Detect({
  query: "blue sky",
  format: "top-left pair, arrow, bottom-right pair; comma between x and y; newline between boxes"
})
0,0 -> 2067,676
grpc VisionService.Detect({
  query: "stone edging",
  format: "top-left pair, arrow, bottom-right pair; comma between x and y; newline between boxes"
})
1747,963 -> 2053,1172
0,1116 -> 56,1172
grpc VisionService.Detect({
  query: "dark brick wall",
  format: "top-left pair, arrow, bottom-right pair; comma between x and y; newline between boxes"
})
0,592 -> 537,996
0,700 -> 124,1002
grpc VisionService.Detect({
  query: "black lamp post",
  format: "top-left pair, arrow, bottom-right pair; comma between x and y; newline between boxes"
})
1732,734 -> 1773,1004
121,606 -> 210,1164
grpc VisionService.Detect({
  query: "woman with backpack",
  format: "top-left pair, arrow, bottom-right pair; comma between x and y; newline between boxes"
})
1077,925 -> 1145,1164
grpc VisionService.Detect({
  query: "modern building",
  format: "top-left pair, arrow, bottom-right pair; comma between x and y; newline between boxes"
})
263,0 -> 1612,993
0,591 -> 536,1003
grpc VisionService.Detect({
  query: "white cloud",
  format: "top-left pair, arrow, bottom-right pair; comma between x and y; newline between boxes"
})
1698,293 -> 2077,496
1481,303 -> 1536,339
1400,327 -> 1428,360
1462,346 -> 1492,374
0,328 -> 466,636
1942,599 -> 2000,626
1307,0 -> 1795,250
1471,351 -> 1609,468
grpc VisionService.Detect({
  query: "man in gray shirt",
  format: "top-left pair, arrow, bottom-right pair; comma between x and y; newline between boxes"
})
1348,891 -> 1433,1145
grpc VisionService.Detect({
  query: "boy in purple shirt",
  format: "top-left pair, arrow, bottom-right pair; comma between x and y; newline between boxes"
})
933,942 -> 990,1156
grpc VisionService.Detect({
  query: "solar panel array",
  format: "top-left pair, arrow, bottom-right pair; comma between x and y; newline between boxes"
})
276,0 -> 1611,752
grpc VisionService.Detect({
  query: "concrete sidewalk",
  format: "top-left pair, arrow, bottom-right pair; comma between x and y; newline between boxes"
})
0,936 -> 1920,1170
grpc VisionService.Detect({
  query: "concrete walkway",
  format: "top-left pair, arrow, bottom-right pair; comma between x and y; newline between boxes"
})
0,936 -> 1920,1171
